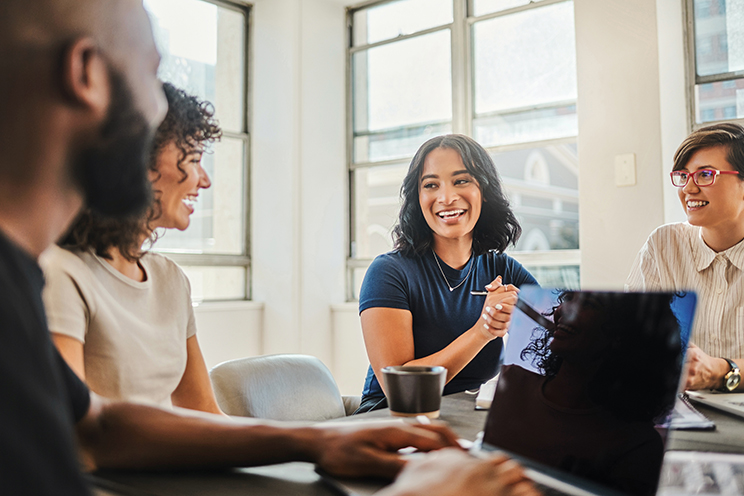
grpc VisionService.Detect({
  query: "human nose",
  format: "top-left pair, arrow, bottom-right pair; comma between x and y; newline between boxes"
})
681,174 -> 700,193
437,184 -> 458,204
198,165 -> 211,189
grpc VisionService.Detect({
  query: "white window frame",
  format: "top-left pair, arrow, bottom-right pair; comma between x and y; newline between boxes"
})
685,0 -> 744,131
151,0 -> 253,301
346,0 -> 580,301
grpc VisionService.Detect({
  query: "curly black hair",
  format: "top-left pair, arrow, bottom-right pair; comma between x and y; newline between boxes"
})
62,82 -> 223,261
520,291 -> 683,423
392,134 -> 522,257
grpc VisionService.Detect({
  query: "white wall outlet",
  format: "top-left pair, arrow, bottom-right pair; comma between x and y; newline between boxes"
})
614,153 -> 636,187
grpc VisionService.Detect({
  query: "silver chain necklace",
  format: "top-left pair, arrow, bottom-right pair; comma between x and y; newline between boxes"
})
432,249 -> 474,292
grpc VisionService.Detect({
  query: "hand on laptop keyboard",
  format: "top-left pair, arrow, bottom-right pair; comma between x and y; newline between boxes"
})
378,448 -> 542,496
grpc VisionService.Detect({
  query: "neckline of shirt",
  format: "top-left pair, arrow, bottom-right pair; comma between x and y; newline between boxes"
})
691,224 -> 744,272
87,249 -> 153,289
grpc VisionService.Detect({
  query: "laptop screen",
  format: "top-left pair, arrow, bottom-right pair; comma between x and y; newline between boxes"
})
482,287 -> 697,496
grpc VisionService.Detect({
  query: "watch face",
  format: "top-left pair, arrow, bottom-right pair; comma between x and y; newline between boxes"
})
726,373 -> 741,391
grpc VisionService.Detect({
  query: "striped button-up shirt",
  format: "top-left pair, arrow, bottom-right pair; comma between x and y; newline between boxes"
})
626,222 -> 744,359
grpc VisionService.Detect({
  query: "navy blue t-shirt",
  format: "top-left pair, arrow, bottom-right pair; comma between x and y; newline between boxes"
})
359,250 -> 537,400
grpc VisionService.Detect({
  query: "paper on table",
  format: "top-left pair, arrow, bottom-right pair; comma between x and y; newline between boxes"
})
475,374 -> 499,410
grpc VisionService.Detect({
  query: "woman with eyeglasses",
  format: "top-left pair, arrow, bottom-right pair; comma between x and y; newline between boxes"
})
355,134 -> 537,413
627,122 -> 744,392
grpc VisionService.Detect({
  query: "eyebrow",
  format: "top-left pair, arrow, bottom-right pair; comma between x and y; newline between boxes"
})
420,169 -> 471,182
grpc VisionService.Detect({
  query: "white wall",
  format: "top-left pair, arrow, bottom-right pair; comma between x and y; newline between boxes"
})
196,0 -> 692,395
195,0 -> 356,388
574,0 -> 686,289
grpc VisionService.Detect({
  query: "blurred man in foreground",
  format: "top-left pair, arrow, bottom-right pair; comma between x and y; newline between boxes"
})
0,1 -> 536,495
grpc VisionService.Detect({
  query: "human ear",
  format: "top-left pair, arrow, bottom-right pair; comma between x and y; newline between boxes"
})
60,38 -> 110,121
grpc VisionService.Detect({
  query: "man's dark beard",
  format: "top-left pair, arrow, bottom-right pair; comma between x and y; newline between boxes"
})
72,66 -> 155,218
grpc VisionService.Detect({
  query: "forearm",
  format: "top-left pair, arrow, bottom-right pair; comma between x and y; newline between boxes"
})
78,401 -> 318,470
403,327 -> 492,383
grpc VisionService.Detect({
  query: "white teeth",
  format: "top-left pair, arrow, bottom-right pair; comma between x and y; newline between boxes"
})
687,200 -> 708,208
437,209 -> 465,219
182,196 -> 197,209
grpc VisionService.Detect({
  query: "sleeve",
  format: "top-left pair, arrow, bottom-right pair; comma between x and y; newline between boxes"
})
182,270 -> 197,339
503,255 -> 539,287
625,234 -> 662,292
41,252 -> 90,344
54,348 -> 91,423
165,256 -> 197,339
358,254 -> 410,314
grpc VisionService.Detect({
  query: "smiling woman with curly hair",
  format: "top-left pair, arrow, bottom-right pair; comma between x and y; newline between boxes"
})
40,83 -> 225,414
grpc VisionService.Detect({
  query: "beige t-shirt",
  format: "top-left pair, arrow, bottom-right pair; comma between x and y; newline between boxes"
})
40,245 -> 197,408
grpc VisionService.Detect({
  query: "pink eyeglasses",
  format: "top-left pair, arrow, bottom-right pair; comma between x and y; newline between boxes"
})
670,169 -> 740,187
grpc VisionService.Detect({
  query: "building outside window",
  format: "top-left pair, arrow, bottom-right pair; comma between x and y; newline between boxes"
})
348,0 -> 579,300
688,0 -> 744,127
144,0 -> 250,302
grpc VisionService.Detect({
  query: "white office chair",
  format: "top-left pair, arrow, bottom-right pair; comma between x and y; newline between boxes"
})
209,354 -> 361,421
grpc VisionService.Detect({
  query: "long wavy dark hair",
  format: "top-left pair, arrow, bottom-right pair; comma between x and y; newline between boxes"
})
520,291 -> 683,422
392,134 -> 522,257
61,82 -> 222,261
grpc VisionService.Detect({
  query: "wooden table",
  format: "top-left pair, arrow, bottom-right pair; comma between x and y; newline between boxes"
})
91,392 -> 744,495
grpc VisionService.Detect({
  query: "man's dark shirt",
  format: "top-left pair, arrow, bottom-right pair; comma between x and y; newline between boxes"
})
0,230 -> 92,494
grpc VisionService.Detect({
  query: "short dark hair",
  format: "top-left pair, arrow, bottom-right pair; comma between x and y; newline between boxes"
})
62,82 -> 222,261
673,122 -> 744,176
392,134 -> 521,257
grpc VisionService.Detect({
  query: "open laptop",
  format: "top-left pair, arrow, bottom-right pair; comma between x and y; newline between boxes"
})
477,287 -> 697,496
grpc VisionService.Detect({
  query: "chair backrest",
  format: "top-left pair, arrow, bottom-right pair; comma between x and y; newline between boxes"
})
209,354 -> 347,421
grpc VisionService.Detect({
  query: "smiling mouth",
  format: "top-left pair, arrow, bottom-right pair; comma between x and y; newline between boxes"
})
437,209 -> 465,220
686,200 -> 708,208
182,195 -> 198,209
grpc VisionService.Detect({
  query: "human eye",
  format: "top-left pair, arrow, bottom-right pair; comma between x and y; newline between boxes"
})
697,170 -> 715,179
422,182 -> 437,190
454,178 -> 471,186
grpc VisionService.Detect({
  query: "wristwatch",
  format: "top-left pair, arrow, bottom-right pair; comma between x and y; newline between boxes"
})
720,358 -> 741,392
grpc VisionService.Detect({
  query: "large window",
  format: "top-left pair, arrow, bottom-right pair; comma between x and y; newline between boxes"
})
144,0 -> 250,301
348,0 -> 579,300
688,0 -> 744,127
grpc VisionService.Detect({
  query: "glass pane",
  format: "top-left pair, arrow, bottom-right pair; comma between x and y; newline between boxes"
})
353,163 -> 408,259
474,104 -> 577,147
353,30 -> 452,134
354,122 -> 452,163
694,0 -> 744,77
695,78 -> 744,123
181,266 -> 247,301
473,1 -> 577,114
352,0 -> 453,46
491,143 -> 579,252
473,0 -> 530,17
521,264 -> 580,289
145,0 -> 246,133
156,137 -> 245,255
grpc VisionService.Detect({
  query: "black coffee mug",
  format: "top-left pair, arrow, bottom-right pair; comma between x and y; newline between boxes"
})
381,365 -> 447,418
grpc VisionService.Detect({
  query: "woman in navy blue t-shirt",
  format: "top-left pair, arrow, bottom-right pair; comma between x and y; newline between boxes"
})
357,134 -> 538,413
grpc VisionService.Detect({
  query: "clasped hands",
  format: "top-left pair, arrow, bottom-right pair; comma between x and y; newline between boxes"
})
478,276 -> 519,340
684,343 -> 732,391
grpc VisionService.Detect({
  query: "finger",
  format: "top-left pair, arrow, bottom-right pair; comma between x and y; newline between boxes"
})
510,481 -> 542,496
485,276 -> 503,291
491,458 -> 528,486
409,423 -> 462,448
381,425 -> 458,452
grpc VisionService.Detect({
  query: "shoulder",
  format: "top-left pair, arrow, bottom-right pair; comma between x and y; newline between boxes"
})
646,222 -> 696,244
482,251 -> 538,286
39,245 -> 95,283
366,251 -> 419,277
141,251 -> 190,289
